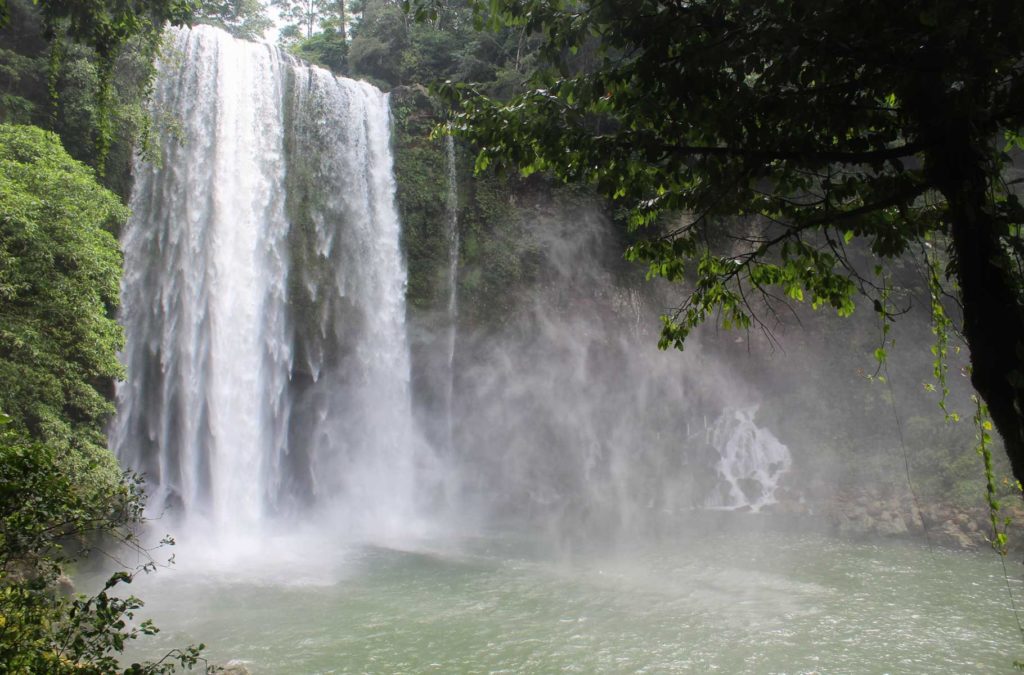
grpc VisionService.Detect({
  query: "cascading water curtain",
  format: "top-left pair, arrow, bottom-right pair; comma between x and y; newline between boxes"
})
443,134 -> 460,453
114,25 -> 435,536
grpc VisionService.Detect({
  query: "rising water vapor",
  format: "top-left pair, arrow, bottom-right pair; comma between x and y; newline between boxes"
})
446,206 -> 792,543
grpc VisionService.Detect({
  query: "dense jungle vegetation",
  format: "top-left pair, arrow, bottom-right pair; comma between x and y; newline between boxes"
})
0,0 -> 1022,670
0,2 -> 208,671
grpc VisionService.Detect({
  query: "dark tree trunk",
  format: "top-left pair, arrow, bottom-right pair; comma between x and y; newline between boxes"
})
931,129 -> 1024,485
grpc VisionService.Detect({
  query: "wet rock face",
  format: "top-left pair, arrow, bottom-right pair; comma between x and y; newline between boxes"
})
934,520 -> 979,550
766,480 -> 1024,552
875,511 -> 909,537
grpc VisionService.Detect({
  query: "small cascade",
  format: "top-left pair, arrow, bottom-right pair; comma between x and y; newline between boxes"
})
113,25 -> 432,535
706,407 -> 791,511
442,134 -> 460,450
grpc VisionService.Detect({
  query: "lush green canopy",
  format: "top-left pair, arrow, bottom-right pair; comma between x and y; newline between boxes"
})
0,124 -> 125,477
415,0 -> 1024,483
195,0 -> 272,40
0,0 -> 195,171
0,124 -> 208,673
0,0 -> 194,58
275,0 -> 349,41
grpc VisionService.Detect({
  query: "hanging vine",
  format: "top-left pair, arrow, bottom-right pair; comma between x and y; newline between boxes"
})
5,0 -> 197,172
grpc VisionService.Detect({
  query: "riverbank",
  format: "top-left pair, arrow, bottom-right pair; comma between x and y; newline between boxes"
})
767,484 -> 1024,554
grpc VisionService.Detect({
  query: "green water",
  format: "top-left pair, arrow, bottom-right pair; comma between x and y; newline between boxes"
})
115,530 -> 1023,673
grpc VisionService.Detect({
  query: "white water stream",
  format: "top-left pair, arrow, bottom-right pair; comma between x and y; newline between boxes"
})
443,134 -> 460,452
115,25 -> 433,538
706,406 -> 792,510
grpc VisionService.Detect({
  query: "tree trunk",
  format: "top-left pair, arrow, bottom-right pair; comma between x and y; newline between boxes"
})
933,132 -> 1024,485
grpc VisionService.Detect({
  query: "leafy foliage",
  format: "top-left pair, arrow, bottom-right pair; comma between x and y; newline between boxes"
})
410,0 -> 1024,483
0,0 -> 195,172
0,126 -> 209,673
290,28 -> 349,72
0,124 -> 125,484
347,0 -> 543,90
0,417 -> 210,674
0,0 -> 194,59
277,0 -> 353,46
275,0 -> 333,40
195,0 -> 272,41
275,0 -> 351,72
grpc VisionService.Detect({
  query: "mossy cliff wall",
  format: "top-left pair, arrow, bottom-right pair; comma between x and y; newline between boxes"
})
387,86 -> 1014,546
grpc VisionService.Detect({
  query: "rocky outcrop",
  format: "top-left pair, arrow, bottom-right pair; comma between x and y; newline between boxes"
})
767,483 -> 1024,552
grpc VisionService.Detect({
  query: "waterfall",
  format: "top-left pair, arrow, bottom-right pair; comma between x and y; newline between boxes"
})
705,407 -> 791,511
442,134 -> 460,451
114,25 -> 431,535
